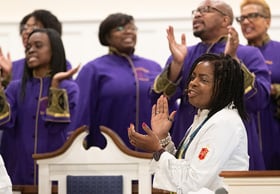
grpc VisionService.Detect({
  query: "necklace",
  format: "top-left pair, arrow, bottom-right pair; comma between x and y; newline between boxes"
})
176,116 -> 210,159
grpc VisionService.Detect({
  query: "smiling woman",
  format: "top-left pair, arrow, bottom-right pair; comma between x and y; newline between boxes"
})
186,60 -> 214,110
128,53 -> 249,193
0,28 -> 80,185
73,12 -> 163,151
185,53 -> 247,119
236,0 -> 280,170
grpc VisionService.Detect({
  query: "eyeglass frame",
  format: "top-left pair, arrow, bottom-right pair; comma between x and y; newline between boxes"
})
20,24 -> 40,33
112,25 -> 138,33
192,6 -> 227,16
235,12 -> 268,23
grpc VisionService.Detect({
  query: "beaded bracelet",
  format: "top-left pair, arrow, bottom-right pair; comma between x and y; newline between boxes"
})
165,141 -> 176,155
159,133 -> 171,147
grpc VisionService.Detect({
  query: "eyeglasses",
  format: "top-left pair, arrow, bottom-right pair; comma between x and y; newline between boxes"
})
192,6 -> 227,16
236,12 -> 267,23
113,25 -> 138,32
20,24 -> 40,33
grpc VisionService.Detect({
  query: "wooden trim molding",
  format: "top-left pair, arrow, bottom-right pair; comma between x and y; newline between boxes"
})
220,170 -> 280,177
32,125 -> 153,161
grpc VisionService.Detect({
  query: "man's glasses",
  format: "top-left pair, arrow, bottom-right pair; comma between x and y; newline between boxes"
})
192,6 -> 227,16
236,12 -> 267,23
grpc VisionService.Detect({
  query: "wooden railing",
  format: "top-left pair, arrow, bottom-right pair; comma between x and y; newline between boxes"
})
12,185 -> 170,194
20,125 -> 280,194
220,170 -> 280,194
32,126 -> 156,194
13,170 -> 280,194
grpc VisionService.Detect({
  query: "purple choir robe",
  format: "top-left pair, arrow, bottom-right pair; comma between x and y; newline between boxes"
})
256,40 -> 280,169
0,77 -> 79,185
151,40 -> 271,170
74,53 -> 162,150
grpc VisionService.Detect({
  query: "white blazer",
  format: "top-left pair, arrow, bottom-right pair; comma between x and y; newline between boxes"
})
150,107 -> 249,193
0,154 -> 12,194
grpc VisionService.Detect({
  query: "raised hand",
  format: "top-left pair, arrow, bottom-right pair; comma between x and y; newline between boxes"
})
0,47 -> 12,81
51,64 -> 80,88
128,95 -> 176,152
224,26 -> 239,59
151,95 -> 176,139
128,123 -> 162,152
167,26 -> 187,65
166,26 -> 187,82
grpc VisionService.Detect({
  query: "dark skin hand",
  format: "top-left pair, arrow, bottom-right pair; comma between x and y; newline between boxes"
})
0,47 -> 12,88
166,26 -> 187,82
0,48 -> 81,89
167,25 -> 240,82
128,26 -> 240,153
128,95 -> 176,152
128,122 -> 162,153
51,64 -> 80,88
224,26 -> 239,60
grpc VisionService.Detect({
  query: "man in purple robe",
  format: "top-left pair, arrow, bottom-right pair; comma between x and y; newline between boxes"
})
151,0 -> 271,170
12,9 -> 72,81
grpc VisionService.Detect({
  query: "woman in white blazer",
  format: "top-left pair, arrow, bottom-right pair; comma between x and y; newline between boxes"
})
128,53 -> 249,193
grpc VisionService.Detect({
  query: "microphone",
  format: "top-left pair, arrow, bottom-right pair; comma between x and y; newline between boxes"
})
215,187 -> 228,194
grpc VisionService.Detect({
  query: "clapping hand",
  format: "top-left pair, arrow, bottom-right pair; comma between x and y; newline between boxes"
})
0,48 -> 12,88
51,64 -> 80,88
166,26 -> 188,82
167,26 -> 187,67
128,95 -> 176,152
224,26 -> 239,60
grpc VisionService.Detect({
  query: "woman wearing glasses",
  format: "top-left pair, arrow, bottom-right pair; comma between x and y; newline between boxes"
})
74,13 -> 162,150
237,0 -> 280,170
0,28 -> 79,185
12,9 -> 72,81
151,0 -> 270,171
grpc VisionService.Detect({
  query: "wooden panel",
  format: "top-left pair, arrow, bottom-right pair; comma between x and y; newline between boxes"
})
13,184 -> 170,194
220,170 -> 280,194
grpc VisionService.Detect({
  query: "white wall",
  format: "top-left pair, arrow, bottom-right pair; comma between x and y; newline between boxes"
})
1,0 -> 280,70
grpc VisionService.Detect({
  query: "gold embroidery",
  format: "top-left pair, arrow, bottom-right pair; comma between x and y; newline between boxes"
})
46,87 -> 70,118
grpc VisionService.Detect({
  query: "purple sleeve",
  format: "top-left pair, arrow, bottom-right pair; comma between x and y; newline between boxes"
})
73,62 -> 107,148
238,46 -> 271,112
0,81 -> 20,129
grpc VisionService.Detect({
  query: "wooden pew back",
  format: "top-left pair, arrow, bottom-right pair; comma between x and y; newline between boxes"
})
32,125 -> 154,194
